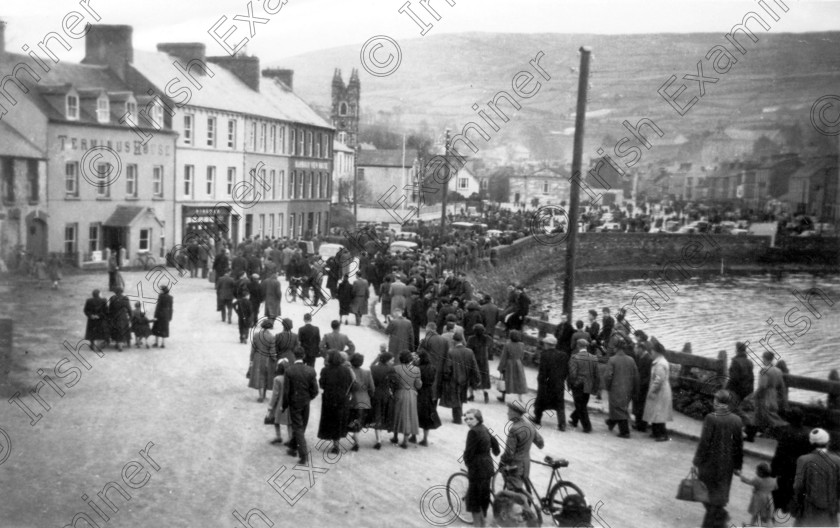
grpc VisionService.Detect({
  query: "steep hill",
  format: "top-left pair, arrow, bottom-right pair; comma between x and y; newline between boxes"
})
271,32 -> 840,160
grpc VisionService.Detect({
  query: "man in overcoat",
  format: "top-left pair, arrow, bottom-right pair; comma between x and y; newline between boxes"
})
604,338 -> 640,438
350,274 -> 370,326
534,335 -> 569,431
283,347 -> 319,465
792,428 -> 840,527
567,339 -> 599,433
439,333 -> 479,424
260,271 -> 282,320
500,401 -> 544,489
418,322 -> 449,401
692,390 -> 744,528
297,313 -> 321,368
319,320 -> 355,357
385,309 -> 414,355
83,289 -> 109,349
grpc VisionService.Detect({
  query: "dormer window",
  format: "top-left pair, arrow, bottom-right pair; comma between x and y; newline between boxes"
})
67,95 -> 79,120
126,101 -> 137,119
150,101 -> 164,130
97,96 -> 110,123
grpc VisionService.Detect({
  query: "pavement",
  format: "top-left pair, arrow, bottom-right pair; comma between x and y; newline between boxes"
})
0,269 -> 787,528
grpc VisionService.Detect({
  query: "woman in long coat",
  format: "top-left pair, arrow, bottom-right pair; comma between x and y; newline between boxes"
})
370,351 -> 397,450
349,353 -> 375,451
643,340 -> 673,441
151,285 -> 173,348
107,287 -> 132,351
497,330 -> 528,402
83,289 -> 109,347
325,256 -> 340,297
248,320 -> 276,402
416,351 -> 441,446
267,358 -> 291,445
337,275 -> 354,325
463,409 -> 501,527
318,350 -> 354,454
391,351 -> 422,449
467,324 -> 493,404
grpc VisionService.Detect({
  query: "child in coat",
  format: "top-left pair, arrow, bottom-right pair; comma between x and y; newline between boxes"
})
131,302 -> 152,349
739,462 -> 777,526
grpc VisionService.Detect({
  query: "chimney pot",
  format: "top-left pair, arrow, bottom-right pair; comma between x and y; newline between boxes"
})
207,55 -> 260,91
262,68 -> 294,90
157,43 -> 207,69
83,25 -> 134,80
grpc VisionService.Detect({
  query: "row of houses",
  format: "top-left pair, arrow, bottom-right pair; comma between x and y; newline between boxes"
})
0,23 -> 337,268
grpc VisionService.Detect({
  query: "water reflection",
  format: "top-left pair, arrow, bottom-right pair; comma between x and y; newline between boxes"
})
531,271 -> 840,400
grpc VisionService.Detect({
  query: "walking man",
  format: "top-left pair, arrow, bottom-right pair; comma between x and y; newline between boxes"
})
567,339 -> 599,433
792,428 -> 840,527
533,335 -> 569,431
604,337 -> 639,438
298,313 -> 321,368
282,347 -> 319,465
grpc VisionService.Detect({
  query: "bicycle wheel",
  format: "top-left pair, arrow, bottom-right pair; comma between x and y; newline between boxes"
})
546,481 -> 586,526
521,478 -> 544,527
445,471 -> 473,525
131,257 -> 144,270
285,286 -> 295,304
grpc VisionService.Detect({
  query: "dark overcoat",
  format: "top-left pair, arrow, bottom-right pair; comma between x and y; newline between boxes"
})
440,344 -> 479,408
419,332 -> 449,399
317,365 -> 354,441
152,293 -> 173,338
386,317 -> 414,355
84,297 -> 109,341
604,351 -> 639,421
536,348 -> 569,409
693,411 -> 744,506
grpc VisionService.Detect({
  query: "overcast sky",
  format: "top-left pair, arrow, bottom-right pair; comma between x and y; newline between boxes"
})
3,0 -> 839,62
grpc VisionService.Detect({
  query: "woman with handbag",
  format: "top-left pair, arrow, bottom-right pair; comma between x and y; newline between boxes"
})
370,351 -> 398,450
348,353 -> 375,451
266,358 -> 291,445
463,408 -> 500,527
391,351 -> 422,449
691,389 -> 744,528
248,319 -> 276,402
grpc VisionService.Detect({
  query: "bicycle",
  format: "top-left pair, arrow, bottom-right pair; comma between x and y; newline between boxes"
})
285,276 -> 309,304
132,252 -> 157,271
446,456 -> 590,526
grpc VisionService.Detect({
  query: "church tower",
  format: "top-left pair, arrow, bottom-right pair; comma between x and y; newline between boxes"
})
330,68 -> 360,149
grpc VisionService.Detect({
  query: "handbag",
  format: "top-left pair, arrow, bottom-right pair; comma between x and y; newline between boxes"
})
676,468 -> 709,503
264,411 -> 275,425
496,377 -> 506,392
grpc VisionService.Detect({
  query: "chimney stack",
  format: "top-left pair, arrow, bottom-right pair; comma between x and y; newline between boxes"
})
208,55 -> 260,91
262,68 -> 294,90
157,43 -> 207,69
83,25 -> 134,80
0,20 -> 6,55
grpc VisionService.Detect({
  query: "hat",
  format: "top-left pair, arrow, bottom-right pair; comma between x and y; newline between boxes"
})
251,273 -> 260,279
282,318 -> 293,330
809,428 -> 830,446
506,401 -> 526,415
543,335 -> 557,346
260,319 -> 274,329
577,338 -> 589,346
446,314 -> 457,322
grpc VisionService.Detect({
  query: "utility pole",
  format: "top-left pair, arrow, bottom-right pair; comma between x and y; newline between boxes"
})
562,47 -> 592,321
353,146 -> 359,219
440,129 -> 451,238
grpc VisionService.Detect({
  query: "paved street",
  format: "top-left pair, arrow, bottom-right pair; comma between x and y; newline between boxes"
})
0,270 -> 789,528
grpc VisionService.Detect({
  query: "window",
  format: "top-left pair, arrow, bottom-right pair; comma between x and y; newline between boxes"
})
183,115 -> 193,145
227,120 -> 237,149
153,166 -> 164,197
207,117 -> 216,147
270,126 -> 277,153
65,162 -> 79,197
290,129 -> 296,155
66,95 -> 79,120
297,129 -> 304,155
357,168 -> 365,181
315,133 -> 321,158
64,223 -> 77,255
458,177 -> 468,190
96,96 -> 109,123
227,167 -> 236,195
206,166 -> 216,195
306,132 -> 313,157
288,213 -> 295,237
126,101 -> 137,119
150,101 -> 164,130
269,215 -> 274,237
279,126 -> 286,154
338,131 -> 347,144
290,172 -> 296,199
126,164 -> 138,197
259,214 -> 265,236
88,223 -> 100,253
542,181 -> 549,194
95,163 -> 111,198
26,160 -> 38,203
259,168 -> 267,201
260,123 -> 267,152
279,170 -> 285,199
297,171 -> 303,198
139,229 -> 151,251
249,122 -> 257,151
278,213 -> 284,236
270,170 -> 276,199
184,165 -> 194,197
303,172 -> 310,199
339,102 -> 348,115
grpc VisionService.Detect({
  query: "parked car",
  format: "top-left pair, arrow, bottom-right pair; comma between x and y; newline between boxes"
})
388,241 -> 418,255
486,229 -> 503,238
318,243 -> 345,260
597,222 -> 622,232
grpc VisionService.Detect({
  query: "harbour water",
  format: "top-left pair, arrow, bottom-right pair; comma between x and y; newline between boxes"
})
530,271 -> 840,402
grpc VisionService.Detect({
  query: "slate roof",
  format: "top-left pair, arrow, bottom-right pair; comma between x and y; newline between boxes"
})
131,51 -> 332,129
357,149 -> 419,168
0,121 -> 46,159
